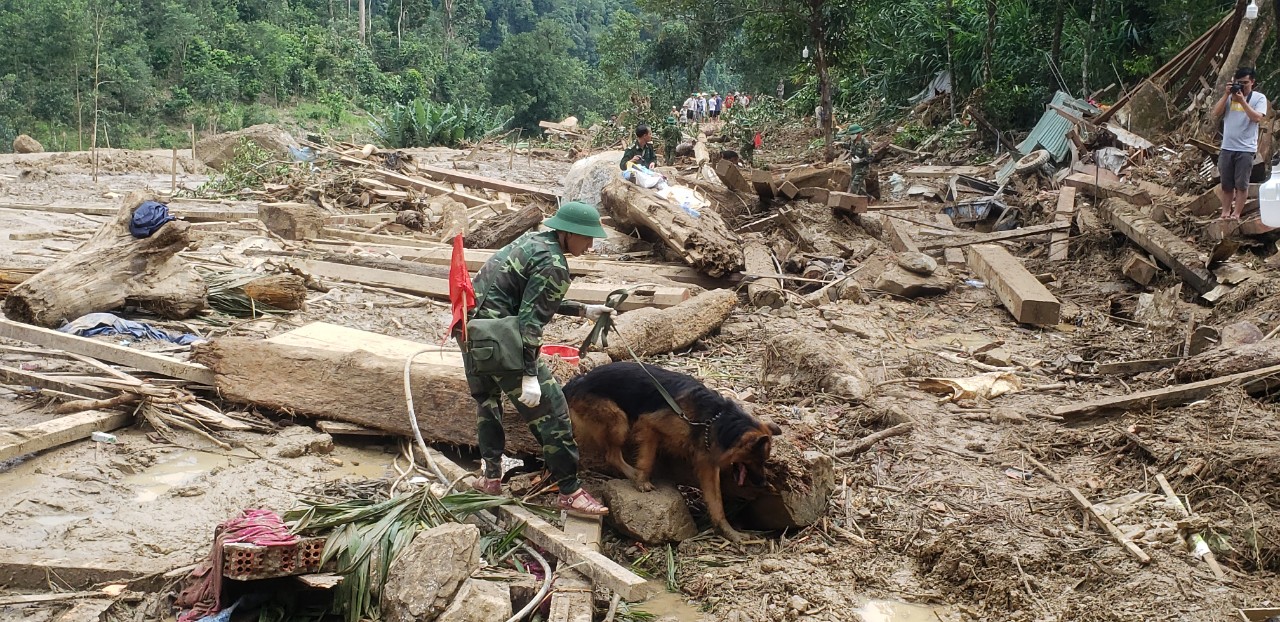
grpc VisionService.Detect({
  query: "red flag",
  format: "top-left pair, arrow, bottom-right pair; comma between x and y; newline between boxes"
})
445,234 -> 476,343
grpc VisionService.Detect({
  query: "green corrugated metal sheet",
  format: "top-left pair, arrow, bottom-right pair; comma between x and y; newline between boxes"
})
1015,91 -> 1099,163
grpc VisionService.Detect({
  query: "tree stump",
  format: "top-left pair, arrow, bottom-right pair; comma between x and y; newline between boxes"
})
743,238 -> 784,308
466,203 -> 544,249
241,274 -> 308,310
4,192 -> 206,327
600,178 -> 743,276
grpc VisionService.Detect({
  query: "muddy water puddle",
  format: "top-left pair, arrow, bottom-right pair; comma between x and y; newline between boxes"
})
123,443 -> 395,502
632,591 -> 705,621
857,599 -> 953,622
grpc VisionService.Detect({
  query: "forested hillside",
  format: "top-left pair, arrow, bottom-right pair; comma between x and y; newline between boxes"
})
0,0 -> 1274,151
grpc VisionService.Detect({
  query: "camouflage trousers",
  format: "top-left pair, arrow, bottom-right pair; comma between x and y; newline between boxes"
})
664,146 -> 676,166
461,353 -> 582,494
849,164 -> 869,195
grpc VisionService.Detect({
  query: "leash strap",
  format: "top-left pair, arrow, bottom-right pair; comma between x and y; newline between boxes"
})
578,286 -> 695,422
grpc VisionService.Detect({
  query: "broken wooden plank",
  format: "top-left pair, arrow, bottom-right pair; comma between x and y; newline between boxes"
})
1101,198 -> 1215,295
374,170 -> 487,207
1239,217 -> 1277,236
934,214 -> 965,267
1064,173 -> 1152,205
751,170 -> 776,199
1095,357 -> 1184,375
424,445 -> 659,601
882,217 -> 920,254
1052,363 -> 1280,418
0,318 -> 215,385
742,239 -> 784,308
0,202 -> 258,222
0,555 -> 168,591
918,222 -> 1069,251
295,260 -> 690,310
315,420 -> 391,437
827,191 -> 868,215
1122,251 -> 1159,285
319,226 -> 443,249
903,165 -> 988,178
1068,487 -> 1152,565
51,599 -> 115,622
965,244 -> 1060,325
795,186 -> 830,204
0,365 -> 114,399
415,163 -> 559,201
0,409 -> 133,462
1184,188 -> 1221,217
0,592 -> 107,606
1155,473 -> 1226,581
714,160 -> 752,194
1049,187 -> 1078,261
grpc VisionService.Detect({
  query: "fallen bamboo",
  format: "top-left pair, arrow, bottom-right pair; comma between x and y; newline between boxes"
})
1155,474 -> 1226,581
833,423 -> 913,457
1068,487 -> 1152,565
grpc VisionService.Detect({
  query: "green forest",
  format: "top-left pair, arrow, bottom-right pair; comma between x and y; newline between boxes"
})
0,0 -> 1274,152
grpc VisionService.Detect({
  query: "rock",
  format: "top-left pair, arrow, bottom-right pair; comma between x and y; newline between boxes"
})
594,224 -> 650,255
437,579 -> 512,622
561,151 -> 625,207
873,265 -> 952,298
675,142 -> 695,156
896,251 -> 937,276
383,523 -> 482,622
601,480 -> 698,543
788,595 -> 810,612
759,558 -> 787,573
1220,321 -> 1264,349
1188,325 -> 1219,355
976,348 -> 1013,367
270,425 -> 334,458
195,124 -> 299,171
12,134 -> 43,154
737,450 -> 834,530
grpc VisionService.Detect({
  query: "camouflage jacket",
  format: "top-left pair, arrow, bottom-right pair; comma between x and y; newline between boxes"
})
620,140 -> 657,170
660,124 -> 682,149
471,230 -> 585,376
847,136 -> 870,168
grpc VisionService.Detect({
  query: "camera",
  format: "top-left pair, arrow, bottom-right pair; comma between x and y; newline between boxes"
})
1230,81 -> 1245,94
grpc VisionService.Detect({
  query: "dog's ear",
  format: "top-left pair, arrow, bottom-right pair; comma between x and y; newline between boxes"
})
766,421 -> 782,436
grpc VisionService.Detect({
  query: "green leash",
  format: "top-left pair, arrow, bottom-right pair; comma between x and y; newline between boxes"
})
578,286 -> 699,424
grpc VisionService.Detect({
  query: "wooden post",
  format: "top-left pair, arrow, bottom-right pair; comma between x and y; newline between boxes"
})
743,238 -> 784,308
191,124 -> 196,161
934,214 -> 965,267
170,146 -> 178,194
966,244 -> 1060,325
1049,186 -> 1077,260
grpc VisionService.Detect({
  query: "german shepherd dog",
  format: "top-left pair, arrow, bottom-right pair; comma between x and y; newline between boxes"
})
564,362 -> 781,543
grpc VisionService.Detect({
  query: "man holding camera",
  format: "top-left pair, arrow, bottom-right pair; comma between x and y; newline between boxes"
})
1213,67 -> 1268,220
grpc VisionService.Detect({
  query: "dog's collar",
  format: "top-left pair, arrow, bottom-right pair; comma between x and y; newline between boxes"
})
699,411 -> 724,450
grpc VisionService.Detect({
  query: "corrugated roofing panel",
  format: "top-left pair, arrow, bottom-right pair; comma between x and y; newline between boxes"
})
1015,92 -> 1099,163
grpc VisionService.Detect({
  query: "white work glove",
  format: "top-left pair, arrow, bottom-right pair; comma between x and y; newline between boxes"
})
584,305 -> 616,321
518,375 -> 542,408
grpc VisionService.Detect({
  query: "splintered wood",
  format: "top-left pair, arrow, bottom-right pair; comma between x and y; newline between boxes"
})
1048,187 -> 1077,261
1101,198 -> 1215,294
600,178 -> 743,276
965,244 -> 1060,325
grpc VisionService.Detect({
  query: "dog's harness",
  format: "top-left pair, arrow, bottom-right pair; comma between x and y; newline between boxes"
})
579,286 -> 721,447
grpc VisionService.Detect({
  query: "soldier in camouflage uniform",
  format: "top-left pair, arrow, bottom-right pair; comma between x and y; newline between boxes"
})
734,119 -> 756,165
463,201 -> 613,516
843,124 -> 871,195
660,116 -> 682,166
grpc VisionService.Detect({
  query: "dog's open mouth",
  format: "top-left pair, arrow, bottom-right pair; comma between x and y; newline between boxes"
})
735,463 -> 747,486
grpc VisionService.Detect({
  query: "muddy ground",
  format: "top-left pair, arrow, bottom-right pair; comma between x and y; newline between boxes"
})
1,135 -> 1278,622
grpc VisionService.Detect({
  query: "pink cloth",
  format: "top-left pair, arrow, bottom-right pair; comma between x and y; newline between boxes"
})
176,509 -> 298,622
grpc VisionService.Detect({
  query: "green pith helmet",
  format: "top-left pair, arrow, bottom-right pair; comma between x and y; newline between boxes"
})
841,124 -> 864,136
666,116 -> 677,125
544,201 -> 608,238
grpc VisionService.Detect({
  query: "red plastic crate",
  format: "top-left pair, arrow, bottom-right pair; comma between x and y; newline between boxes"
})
221,537 -> 325,581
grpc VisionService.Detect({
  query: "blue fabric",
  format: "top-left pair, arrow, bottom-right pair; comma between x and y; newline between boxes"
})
59,312 -> 204,345
129,201 -> 176,238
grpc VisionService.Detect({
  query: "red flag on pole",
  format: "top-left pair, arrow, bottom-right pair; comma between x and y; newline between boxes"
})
445,234 -> 476,343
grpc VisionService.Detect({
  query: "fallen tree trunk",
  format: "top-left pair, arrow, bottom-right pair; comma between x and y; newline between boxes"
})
1101,198 -> 1215,295
1173,341 -> 1280,382
241,274 -> 308,310
577,289 -> 738,360
763,332 -> 871,402
4,192 -> 206,327
192,337 -> 545,454
600,178 -> 743,276
466,202 -> 544,249
743,238 -> 784,308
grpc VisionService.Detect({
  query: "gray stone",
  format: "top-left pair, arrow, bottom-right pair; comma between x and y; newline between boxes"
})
601,480 -> 698,543
976,348 -> 1013,367
195,124 -> 298,171
270,425 -> 334,458
1220,321 -> 1265,349
561,151 -> 625,207
896,251 -> 938,276
437,579 -> 513,622
383,523 -> 482,622
873,265 -> 952,298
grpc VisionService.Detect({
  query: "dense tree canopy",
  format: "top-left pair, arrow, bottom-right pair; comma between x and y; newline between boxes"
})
0,0 -> 1273,151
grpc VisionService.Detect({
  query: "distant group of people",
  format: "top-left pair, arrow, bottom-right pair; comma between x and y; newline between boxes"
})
676,92 -> 752,123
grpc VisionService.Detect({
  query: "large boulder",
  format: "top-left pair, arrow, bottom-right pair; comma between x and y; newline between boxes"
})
561,151 -> 625,208
382,523 -> 481,622
437,579 -> 513,622
13,134 -> 43,154
195,124 -> 298,171
873,265 -> 952,298
601,480 -> 698,543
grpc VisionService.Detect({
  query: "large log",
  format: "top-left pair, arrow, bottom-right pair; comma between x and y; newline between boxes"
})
779,165 -> 850,191
1100,198 -> 1215,294
577,289 -> 738,360
1173,341 -> 1280,382
763,332 -> 871,401
3,192 -> 206,327
466,203 -> 544,249
600,178 -> 743,276
743,238 -> 784,308
191,337 -> 545,455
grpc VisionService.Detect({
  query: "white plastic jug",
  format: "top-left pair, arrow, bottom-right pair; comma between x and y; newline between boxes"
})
1261,166 -> 1280,227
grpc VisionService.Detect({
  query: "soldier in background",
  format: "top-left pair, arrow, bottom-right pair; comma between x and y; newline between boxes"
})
842,124 -> 870,195
660,116 -> 683,166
